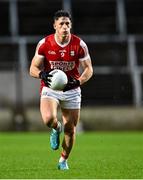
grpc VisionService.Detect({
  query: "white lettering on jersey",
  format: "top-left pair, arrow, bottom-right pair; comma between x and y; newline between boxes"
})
49,61 -> 75,71
70,51 -> 75,56
59,50 -> 66,57
48,50 -> 56,55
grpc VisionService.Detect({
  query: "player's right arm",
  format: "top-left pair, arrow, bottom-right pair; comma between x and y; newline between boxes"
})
29,42 -> 53,87
29,43 -> 44,79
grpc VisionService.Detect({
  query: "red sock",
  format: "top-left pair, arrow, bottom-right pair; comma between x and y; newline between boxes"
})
61,152 -> 68,159
59,152 -> 68,162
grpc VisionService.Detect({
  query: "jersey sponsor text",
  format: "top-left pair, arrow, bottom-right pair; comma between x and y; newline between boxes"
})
50,61 -> 75,71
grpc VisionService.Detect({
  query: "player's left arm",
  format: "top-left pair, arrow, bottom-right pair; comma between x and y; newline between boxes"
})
78,58 -> 93,85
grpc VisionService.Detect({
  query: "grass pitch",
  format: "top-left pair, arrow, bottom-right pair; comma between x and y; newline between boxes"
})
0,131 -> 143,179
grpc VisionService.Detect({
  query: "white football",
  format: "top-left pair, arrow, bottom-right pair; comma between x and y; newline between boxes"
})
49,69 -> 68,90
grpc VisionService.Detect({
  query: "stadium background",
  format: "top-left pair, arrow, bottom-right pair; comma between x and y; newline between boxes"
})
0,0 -> 143,131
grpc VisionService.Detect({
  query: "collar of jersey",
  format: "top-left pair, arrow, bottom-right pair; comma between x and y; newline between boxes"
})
54,34 -> 71,48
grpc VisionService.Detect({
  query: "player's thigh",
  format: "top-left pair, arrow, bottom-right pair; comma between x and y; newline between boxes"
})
40,97 -> 59,120
61,108 -> 80,127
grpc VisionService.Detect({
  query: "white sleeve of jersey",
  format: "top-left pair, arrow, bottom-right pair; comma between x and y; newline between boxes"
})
35,38 -> 45,58
79,39 -> 91,61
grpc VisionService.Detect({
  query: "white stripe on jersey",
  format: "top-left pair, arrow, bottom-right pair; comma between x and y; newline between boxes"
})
79,39 -> 91,61
35,38 -> 45,58
39,38 -> 45,45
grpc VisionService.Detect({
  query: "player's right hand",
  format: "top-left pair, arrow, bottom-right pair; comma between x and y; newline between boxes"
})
39,71 -> 53,87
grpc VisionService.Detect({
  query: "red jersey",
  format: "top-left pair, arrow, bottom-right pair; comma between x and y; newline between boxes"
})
36,34 -> 90,88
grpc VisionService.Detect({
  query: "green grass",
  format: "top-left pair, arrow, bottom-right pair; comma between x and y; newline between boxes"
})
0,132 -> 143,179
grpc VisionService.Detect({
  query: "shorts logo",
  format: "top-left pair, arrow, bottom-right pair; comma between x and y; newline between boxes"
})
42,91 -> 49,96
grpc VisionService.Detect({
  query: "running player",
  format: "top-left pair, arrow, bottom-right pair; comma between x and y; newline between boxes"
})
29,9 -> 93,170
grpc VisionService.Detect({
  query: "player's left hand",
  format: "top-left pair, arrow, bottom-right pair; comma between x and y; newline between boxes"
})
63,76 -> 80,92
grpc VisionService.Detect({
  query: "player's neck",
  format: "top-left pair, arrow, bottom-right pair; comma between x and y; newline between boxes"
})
55,33 -> 71,45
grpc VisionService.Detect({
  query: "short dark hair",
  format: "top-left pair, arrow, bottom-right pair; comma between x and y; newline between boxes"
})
53,10 -> 72,21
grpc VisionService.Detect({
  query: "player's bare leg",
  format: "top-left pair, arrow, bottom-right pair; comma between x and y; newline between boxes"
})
40,98 -> 58,127
58,109 -> 80,170
40,98 -> 62,150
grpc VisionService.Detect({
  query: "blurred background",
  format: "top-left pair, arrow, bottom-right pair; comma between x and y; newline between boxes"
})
0,0 -> 143,131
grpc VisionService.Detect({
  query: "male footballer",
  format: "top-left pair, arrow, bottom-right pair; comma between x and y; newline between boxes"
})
29,10 -> 93,170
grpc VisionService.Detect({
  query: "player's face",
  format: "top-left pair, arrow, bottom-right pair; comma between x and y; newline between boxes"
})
54,17 -> 72,39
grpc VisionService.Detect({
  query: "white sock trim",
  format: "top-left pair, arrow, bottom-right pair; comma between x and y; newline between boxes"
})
59,156 -> 67,163
57,121 -> 62,132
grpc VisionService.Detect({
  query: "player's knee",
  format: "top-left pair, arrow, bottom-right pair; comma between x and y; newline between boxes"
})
42,114 -> 56,127
64,124 -> 75,136
65,129 -> 75,137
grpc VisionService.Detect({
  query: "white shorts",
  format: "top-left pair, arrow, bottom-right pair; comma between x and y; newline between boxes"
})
41,87 -> 81,109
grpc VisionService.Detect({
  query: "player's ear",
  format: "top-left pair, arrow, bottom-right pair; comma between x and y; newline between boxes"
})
70,22 -> 72,29
53,23 -> 56,30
